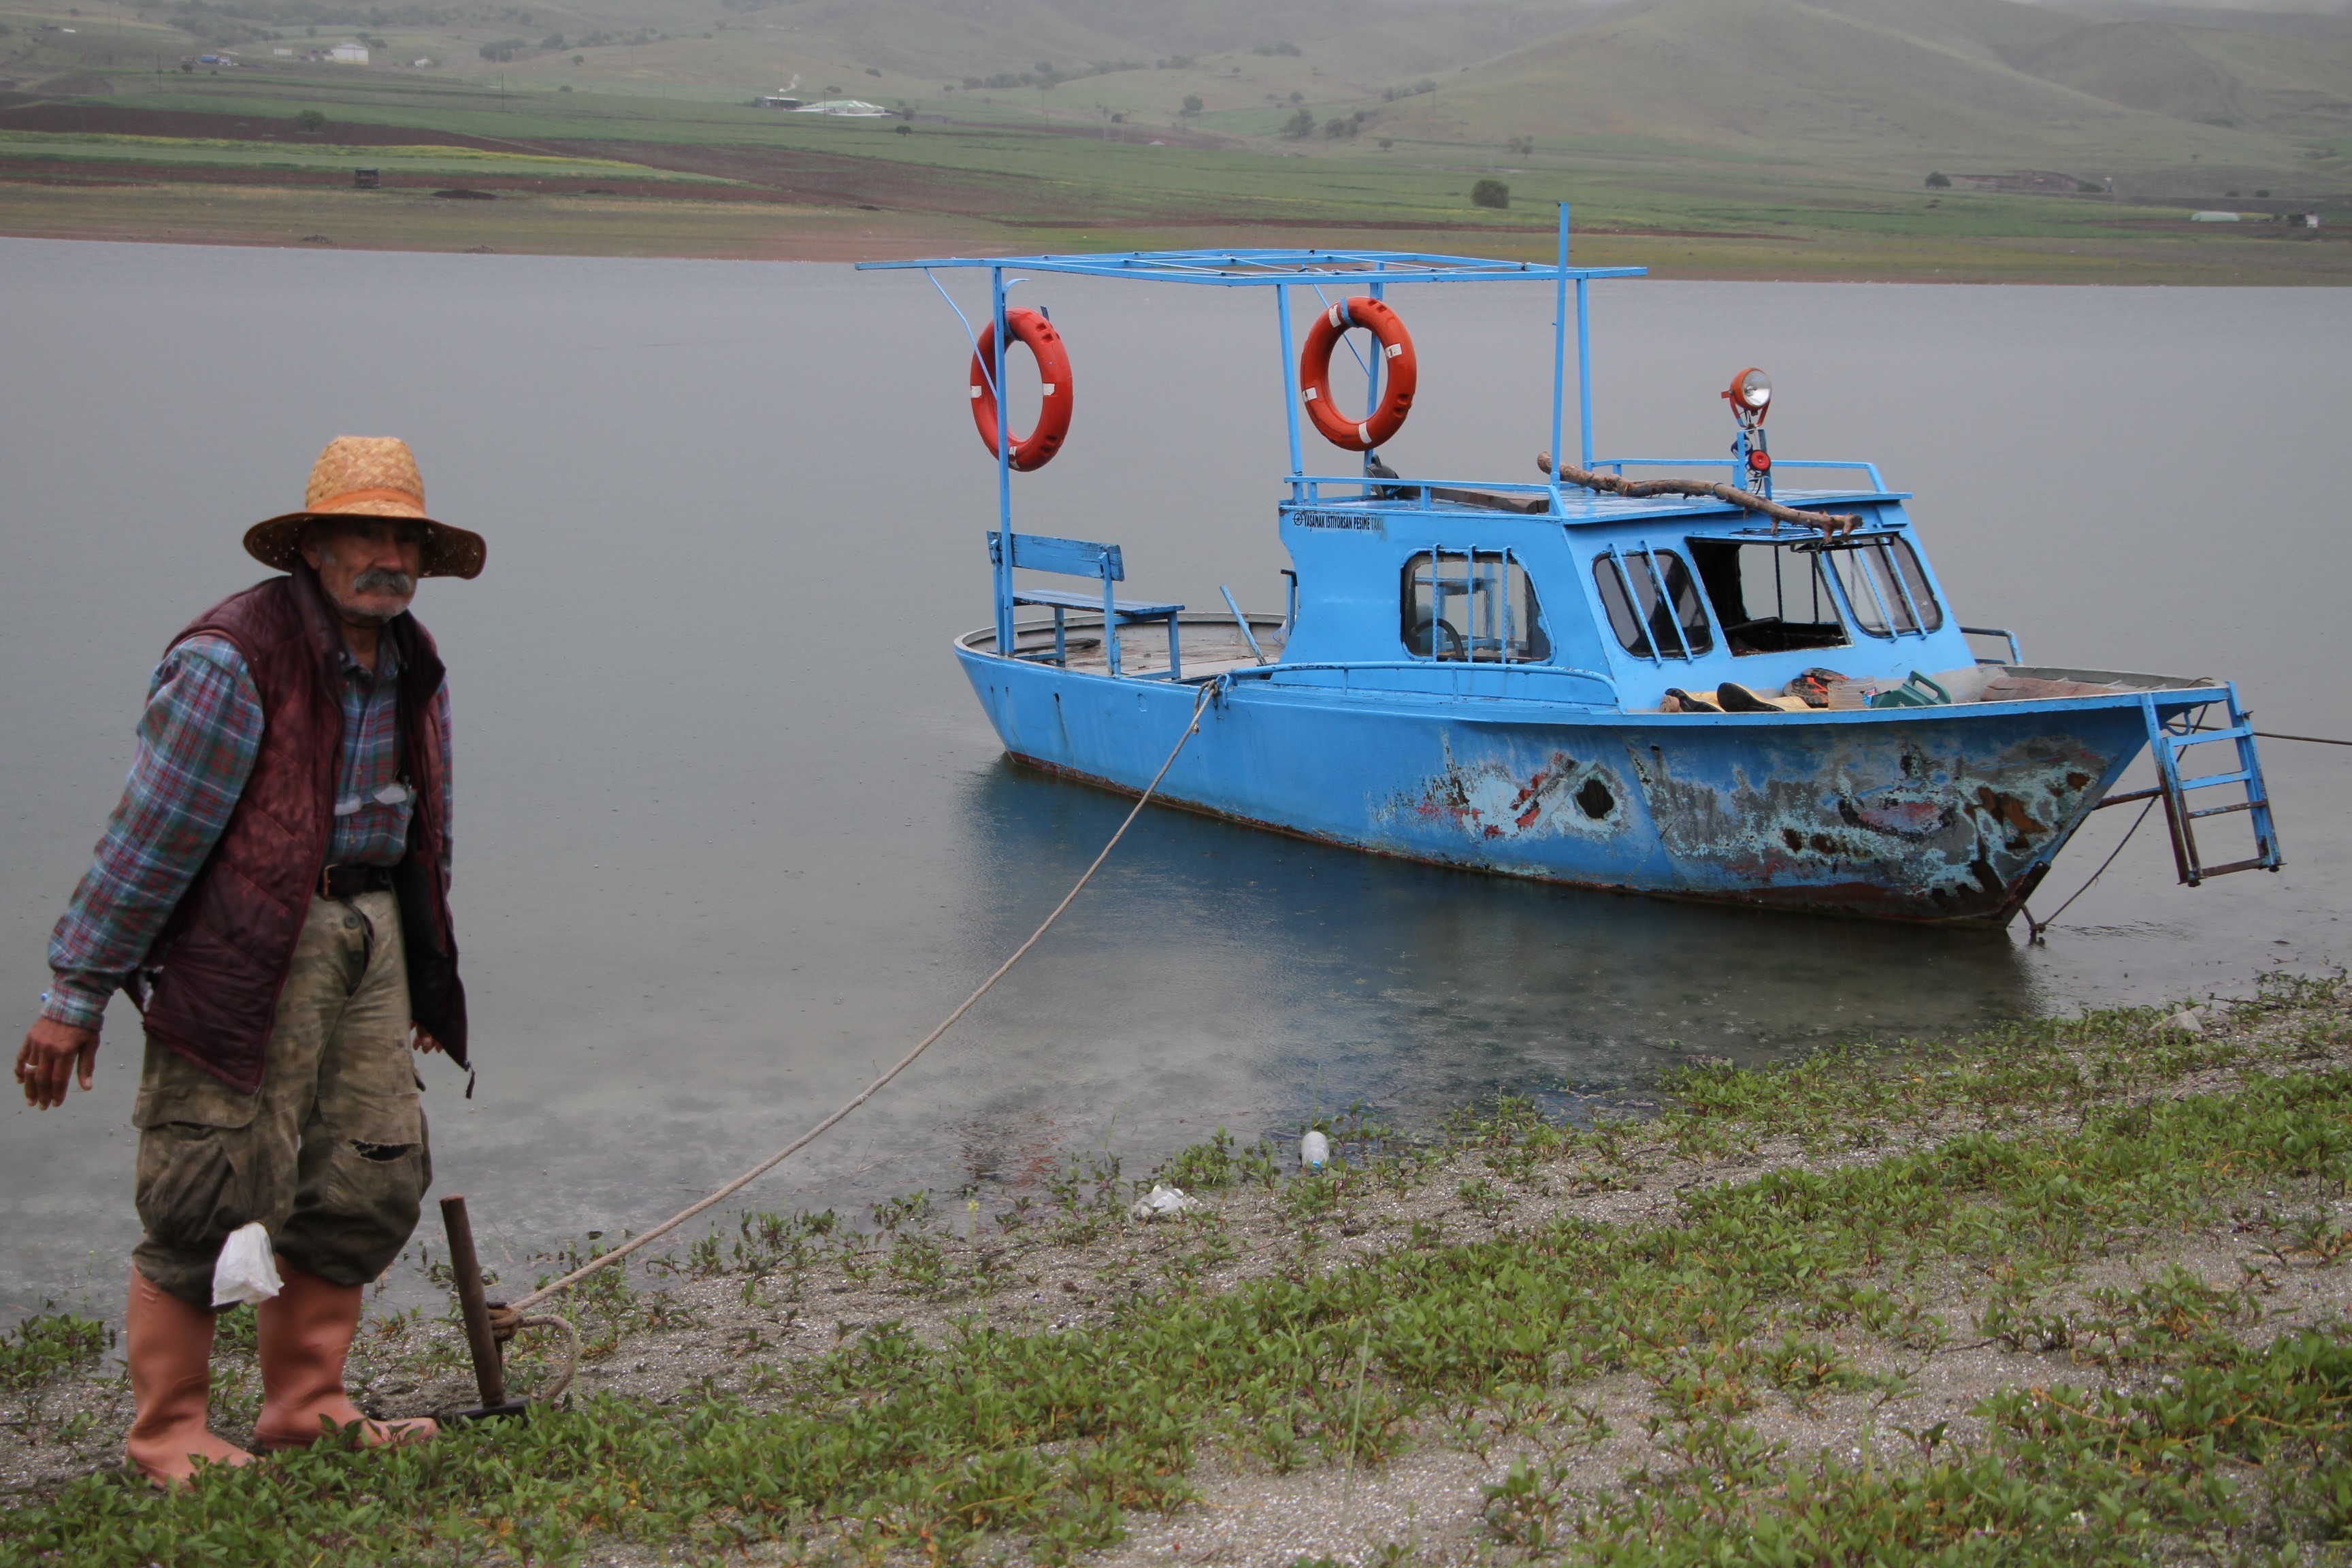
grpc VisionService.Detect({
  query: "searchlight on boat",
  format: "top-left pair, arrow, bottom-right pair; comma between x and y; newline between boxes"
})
1725,366 -> 1771,421
1724,367 -> 1774,485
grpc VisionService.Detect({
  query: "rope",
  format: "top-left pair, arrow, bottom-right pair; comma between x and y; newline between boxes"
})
2255,730 -> 2352,749
486,1310 -> 580,1403
522,1316 -> 578,1401
2021,718 -> 2337,945
509,680 -> 1222,1313
2023,798 -> 2155,946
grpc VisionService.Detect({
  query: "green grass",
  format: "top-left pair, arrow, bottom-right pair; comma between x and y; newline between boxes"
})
2,974 -> 2347,1564
0,1313 -> 109,1395
0,127 -> 719,178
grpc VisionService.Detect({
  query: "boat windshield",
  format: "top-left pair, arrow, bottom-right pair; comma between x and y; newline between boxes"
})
1688,539 -> 1850,656
1401,549 -> 1551,662
1819,537 -> 1943,636
1592,548 -> 1714,661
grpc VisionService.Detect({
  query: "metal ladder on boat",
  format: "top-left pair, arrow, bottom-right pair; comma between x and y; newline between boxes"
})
2098,683 -> 2283,885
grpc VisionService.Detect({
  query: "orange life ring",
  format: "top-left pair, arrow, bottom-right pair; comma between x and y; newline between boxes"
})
1298,296 -> 1417,451
969,308 -> 1074,472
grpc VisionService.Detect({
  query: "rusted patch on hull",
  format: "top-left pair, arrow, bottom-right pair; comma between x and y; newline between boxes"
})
1378,742 -> 1632,843
1624,729 -> 2112,922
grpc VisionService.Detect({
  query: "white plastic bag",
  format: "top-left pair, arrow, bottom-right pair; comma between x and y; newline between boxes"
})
1127,1184 -> 1205,1222
212,1222 -> 282,1308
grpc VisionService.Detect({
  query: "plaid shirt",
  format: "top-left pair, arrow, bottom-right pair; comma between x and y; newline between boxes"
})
42,632 -> 453,1031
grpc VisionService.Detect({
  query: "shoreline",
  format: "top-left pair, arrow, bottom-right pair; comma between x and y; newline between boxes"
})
3,184 -> 2347,284
3,970 -> 2348,1563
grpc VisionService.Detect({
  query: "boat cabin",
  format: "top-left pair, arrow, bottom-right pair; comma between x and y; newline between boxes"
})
1275,476 -> 1978,713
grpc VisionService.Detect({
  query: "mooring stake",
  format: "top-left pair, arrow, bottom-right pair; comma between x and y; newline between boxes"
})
440,1194 -> 530,1422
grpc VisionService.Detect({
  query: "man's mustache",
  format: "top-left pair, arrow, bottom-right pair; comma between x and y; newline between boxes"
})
353,567 -> 416,596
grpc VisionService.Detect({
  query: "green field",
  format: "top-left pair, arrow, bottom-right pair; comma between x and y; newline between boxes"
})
0,125 -> 721,175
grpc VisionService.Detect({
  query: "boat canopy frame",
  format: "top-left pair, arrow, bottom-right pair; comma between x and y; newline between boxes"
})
860,212 -> 1639,485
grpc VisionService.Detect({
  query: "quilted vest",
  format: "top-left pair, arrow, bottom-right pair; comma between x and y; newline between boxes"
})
135,566 -> 467,1093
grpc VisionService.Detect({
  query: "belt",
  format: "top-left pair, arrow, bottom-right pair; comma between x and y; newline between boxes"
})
318,863 -> 396,900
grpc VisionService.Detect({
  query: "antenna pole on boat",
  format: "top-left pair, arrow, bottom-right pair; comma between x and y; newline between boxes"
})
1276,284 -> 1304,480
1364,265 -> 1387,472
1573,210 -> 1595,470
993,265 -> 1014,655
1550,203 -> 1569,510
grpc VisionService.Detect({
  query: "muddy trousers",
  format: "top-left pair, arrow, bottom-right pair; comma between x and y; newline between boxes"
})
132,890 -> 433,1309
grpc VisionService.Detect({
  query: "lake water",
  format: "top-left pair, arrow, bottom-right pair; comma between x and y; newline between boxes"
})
3,240 -> 2345,1317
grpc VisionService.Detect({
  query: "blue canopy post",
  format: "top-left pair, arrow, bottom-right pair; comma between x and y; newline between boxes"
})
991,265 -> 1015,657
1276,284 -> 1303,480
1363,267 -> 1386,476
1549,204 -> 1569,512
1577,272 -> 1595,471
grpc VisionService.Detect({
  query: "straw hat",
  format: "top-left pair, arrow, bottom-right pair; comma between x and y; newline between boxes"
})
244,436 -> 486,580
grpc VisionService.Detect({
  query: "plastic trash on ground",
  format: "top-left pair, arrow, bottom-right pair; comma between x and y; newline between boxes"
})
1300,1129 -> 1330,1171
212,1222 -> 282,1307
2166,1007 -> 2207,1036
1128,1183 -> 1206,1222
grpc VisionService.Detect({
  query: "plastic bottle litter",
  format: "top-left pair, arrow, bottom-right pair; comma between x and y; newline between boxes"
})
1300,1129 -> 1330,1171
211,1222 -> 282,1307
1128,1183 -> 1206,1222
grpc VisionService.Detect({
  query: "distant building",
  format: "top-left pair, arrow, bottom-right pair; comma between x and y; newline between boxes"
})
792,98 -> 889,117
760,94 -> 802,108
413,59 -> 432,67
328,42 -> 368,64
353,168 -> 380,189
272,47 -> 293,56
2189,211 -> 2240,223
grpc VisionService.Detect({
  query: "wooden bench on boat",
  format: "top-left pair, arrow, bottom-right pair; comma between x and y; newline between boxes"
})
988,531 -> 1183,679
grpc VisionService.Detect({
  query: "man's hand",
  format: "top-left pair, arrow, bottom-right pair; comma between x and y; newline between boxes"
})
412,1026 -> 445,1056
16,1018 -> 99,1109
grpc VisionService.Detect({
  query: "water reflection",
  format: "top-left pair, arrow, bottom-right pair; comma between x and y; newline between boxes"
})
950,756 -> 2040,1137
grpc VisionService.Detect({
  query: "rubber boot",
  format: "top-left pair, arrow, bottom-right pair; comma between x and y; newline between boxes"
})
124,1269 -> 255,1488
252,1258 -> 438,1452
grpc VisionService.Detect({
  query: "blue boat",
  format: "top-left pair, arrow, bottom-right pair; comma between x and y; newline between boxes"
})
860,218 -> 2283,927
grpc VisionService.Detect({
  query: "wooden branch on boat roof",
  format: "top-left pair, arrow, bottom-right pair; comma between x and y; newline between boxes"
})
1537,453 -> 1863,536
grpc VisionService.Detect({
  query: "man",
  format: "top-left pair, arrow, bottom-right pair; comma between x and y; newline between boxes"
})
14,436 -> 483,1486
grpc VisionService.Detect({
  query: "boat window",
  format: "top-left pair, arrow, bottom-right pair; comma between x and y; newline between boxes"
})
1820,537 -> 1944,636
1591,548 -> 1714,660
1401,549 -> 1552,662
1687,539 -> 1850,656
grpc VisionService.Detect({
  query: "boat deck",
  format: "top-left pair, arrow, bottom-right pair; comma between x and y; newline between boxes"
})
986,613 -> 1289,682
972,613 -> 2223,715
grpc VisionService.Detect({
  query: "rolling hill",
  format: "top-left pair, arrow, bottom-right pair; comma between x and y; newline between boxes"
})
1351,0 -> 2330,178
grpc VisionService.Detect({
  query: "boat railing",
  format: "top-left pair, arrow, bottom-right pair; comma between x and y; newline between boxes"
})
1595,457 -> 1891,491
1961,626 -> 2024,665
1224,660 -> 1618,706
1286,475 -> 1558,506
1284,458 -> 1890,512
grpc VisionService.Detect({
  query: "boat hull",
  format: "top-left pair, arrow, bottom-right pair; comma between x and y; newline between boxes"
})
956,642 -> 2199,926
